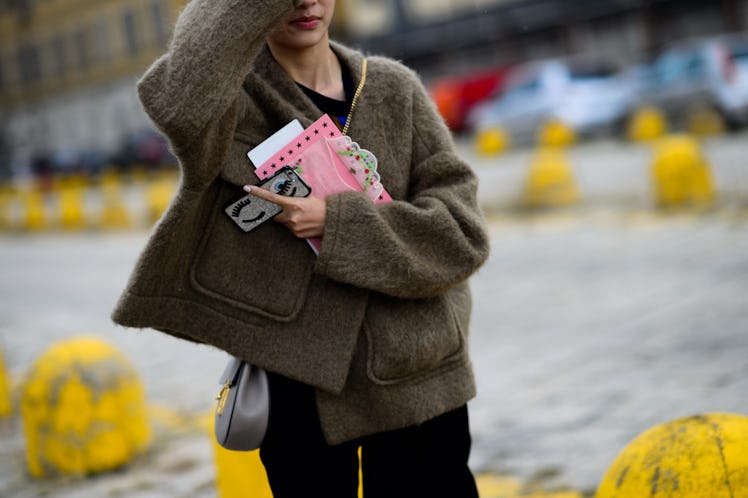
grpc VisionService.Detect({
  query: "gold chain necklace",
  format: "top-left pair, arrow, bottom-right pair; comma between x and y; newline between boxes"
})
342,58 -> 367,136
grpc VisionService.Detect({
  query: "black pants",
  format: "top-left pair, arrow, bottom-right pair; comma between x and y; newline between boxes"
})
259,373 -> 479,498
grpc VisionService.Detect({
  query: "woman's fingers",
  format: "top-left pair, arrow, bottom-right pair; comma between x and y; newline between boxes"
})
242,185 -> 326,238
243,185 -> 291,207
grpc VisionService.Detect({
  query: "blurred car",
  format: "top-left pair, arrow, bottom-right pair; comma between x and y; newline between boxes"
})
631,33 -> 748,130
110,129 -> 176,170
50,148 -> 83,175
429,65 -> 512,133
465,56 -> 635,145
48,148 -> 112,176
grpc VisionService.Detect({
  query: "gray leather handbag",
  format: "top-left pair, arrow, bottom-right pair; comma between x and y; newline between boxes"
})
214,356 -> 270,451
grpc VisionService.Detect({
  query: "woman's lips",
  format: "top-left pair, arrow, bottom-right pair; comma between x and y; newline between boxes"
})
290,16 -> 320,29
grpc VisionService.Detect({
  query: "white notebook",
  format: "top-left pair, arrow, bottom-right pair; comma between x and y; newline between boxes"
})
246,119 -> 304,169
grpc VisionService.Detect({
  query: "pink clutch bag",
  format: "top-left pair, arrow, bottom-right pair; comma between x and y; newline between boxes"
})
254,115 -> 392,253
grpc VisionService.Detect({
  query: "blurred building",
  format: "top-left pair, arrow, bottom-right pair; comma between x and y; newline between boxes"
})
339,0 -> 748,77
0,0 -> 182,178
1,0 -> 747,178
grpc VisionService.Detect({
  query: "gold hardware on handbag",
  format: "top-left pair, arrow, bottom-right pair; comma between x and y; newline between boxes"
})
214,356 -> 270,451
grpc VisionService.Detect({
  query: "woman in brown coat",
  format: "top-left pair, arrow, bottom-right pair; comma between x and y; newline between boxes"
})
112,0 -> 491,496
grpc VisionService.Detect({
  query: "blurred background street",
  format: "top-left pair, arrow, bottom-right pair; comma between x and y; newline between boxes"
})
2,0 -> 748,497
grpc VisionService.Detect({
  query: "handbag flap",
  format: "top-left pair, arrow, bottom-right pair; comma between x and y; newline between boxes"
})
219,356 -> 244,386
214,359 -> 270,451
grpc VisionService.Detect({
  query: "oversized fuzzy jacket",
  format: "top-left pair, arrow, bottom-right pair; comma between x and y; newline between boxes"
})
111,0 -> 491,445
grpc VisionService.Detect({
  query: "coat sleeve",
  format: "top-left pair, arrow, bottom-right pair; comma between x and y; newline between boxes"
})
135,0 -> 296,189
313,69 -> 491,299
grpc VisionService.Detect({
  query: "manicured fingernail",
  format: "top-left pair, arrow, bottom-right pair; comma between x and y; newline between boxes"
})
243,185 -> 252,193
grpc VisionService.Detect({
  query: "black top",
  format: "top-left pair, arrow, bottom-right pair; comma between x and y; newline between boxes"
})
297,63 -> 355,131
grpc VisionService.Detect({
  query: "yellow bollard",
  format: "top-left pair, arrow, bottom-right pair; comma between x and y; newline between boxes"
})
0,185 -> 14,231
213,444 -> 273,498
536,119 -> 576,148
20,189 -> 49,231
100,169 -> 123,189
650,134 -> 715,209
0,348 -> 12,417
476,474 -> 583,497
476,474 -> 524,498
475,127 -> 510,156
98,182 -> 133,230
687,105 -> 725,137
595,413 -> 748,498
20,336 -> 151,478
213,429 -> 364,497
627,106 -> 668,142
689,156 -> 715,206
522,147 -> 579,209
57,174 -> 90,190
58,185 -> 88,231
129,165 -> 149,185
145,177 -> 175,225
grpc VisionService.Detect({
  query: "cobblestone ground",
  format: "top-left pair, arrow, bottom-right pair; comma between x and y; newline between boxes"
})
1,133 -> 747,496
467,209 -> 748,494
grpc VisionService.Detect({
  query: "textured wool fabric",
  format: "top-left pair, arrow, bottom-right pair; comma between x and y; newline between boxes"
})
111,0 -> 490,444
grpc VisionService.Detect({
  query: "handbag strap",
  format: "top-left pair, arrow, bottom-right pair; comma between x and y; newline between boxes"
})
342,58 -> 367,136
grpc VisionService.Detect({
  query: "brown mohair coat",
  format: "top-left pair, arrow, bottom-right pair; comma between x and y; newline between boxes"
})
111,0 -> 491,445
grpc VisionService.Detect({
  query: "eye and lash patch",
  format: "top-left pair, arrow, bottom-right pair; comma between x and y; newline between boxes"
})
230,197 -> 268,224
225,194 -> 280,231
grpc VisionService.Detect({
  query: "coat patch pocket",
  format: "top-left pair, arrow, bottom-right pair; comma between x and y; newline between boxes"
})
190,182 -> 314,321
364,292 -> 465,385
